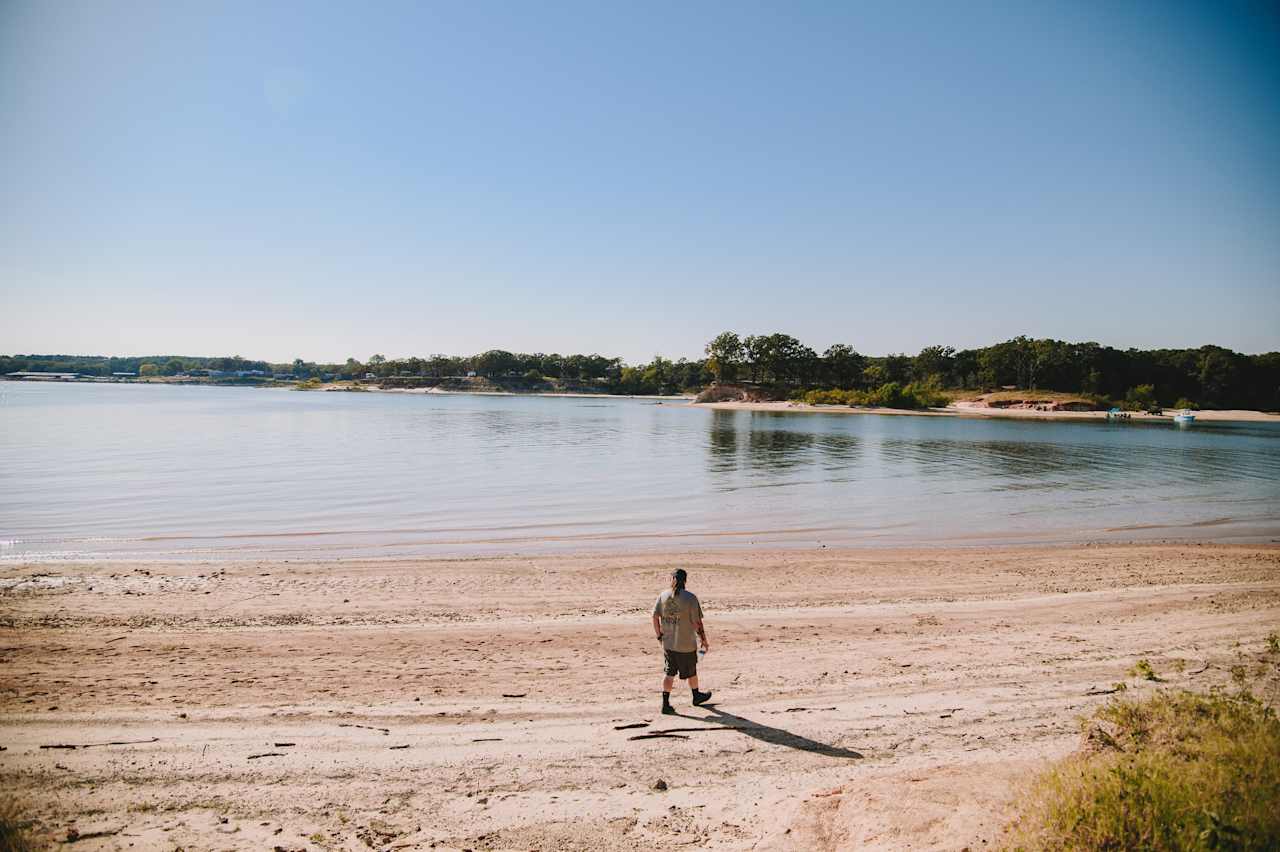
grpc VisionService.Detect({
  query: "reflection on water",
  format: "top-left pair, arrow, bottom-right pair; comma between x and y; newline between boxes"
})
700,408 -> 1280,543
709,411 -> 863,478
2,382 -> 1279,561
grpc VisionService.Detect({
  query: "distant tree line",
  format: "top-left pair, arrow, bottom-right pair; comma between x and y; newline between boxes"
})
4,335 -> 1278,409
0,353 -> 273,378
0,351 -> 712,396
704,332 -> 1280,410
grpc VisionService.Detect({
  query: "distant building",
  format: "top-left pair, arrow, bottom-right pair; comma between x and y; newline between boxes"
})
5,371 -> 78,381
112,371 -> 137,377
466,370 -> 477,378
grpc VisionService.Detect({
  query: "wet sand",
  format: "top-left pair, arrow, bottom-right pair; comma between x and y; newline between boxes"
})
2,544 -> 1278,850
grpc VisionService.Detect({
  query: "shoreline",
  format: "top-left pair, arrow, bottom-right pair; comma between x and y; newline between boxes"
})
11,378 -> 1274,422
3,542 -> 1277,850
694,399 -> 1280,423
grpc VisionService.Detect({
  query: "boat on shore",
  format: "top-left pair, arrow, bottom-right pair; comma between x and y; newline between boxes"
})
1173,409 -> 1196,425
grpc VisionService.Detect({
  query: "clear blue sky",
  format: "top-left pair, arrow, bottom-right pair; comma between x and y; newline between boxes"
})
2,1 -> 1277,363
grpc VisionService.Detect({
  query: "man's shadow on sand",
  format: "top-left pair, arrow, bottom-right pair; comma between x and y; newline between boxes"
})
669,704 -> 863,759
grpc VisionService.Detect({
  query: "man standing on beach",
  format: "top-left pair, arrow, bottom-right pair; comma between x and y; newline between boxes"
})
652,568 -> 712,715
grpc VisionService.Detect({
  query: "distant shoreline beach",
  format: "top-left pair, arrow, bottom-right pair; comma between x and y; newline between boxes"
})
693,399 -> 1280,423
7,375 -> 1277,423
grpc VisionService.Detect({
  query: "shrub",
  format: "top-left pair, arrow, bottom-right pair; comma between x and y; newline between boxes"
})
1123,384 -> 1160,412
798,382 -> 950,409
1174,398 -> 1199,411
1005,687 -> 1280,851
800,388 -> 860,405
864,381 -> 907,407
292,378 -> 323,391
902,378 -> 951,408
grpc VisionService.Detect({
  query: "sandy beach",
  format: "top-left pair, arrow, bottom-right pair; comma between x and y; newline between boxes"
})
695,400 -> 1280,422
2,543 -> 1277,850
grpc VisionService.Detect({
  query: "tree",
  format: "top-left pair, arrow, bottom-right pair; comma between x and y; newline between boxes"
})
821,345 -> 865,387
742,335 -> 767,383
745,333 -> 812,385
705,332 -> 744,383
474,350 -> 518,377
882,354 -> 911,384
642,355 -> 672,393
139,362 -> 159,377
163,358 -> 185,376
912,346 -> 955,385
1197,347 -> 1241,408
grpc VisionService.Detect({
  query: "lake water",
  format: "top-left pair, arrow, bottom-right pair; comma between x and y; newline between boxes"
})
2,381 -> 1278,562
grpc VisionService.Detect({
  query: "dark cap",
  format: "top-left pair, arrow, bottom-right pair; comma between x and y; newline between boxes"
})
672,568 -> 688,583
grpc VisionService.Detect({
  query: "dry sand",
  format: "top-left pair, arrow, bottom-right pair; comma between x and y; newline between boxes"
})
2,544 -> 1278,850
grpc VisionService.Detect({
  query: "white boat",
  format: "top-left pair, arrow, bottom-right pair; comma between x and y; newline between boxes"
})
1173,410 -> 1196,425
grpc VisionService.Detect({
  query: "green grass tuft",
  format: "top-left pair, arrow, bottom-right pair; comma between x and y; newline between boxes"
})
1130,659 -> 1162,681
1004,687 -> 1280,851
0,800 -> 34,852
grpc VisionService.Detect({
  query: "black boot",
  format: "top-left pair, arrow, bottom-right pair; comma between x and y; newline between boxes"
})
692,689 -> 713,706
661,692 -> 675,714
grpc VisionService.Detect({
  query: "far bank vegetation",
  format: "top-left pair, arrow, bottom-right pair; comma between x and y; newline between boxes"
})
700,332 -> 1279,412
4,333 -> 1278,410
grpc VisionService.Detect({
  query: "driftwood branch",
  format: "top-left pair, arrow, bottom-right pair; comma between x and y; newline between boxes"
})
40,737 -> 159,750
629,727 -> 750,740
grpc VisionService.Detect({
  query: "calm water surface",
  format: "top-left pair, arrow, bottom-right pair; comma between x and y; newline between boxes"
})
2,382 -> 1278,561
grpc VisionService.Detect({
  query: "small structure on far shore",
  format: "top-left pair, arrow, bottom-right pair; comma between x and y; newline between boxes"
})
5,371 -> 79,381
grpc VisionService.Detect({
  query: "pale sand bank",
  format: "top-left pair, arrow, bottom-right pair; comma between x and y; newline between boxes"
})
697,400 -> 1280,422
1,544 -> 1277,850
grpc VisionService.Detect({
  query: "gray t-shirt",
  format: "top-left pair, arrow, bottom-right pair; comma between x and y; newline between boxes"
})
653,589 -> 703,653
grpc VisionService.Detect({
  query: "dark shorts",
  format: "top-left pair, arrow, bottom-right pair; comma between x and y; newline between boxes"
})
664,649 -> 698,680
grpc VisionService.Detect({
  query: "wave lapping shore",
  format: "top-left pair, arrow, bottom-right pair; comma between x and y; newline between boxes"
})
2,544 -> 1277,849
